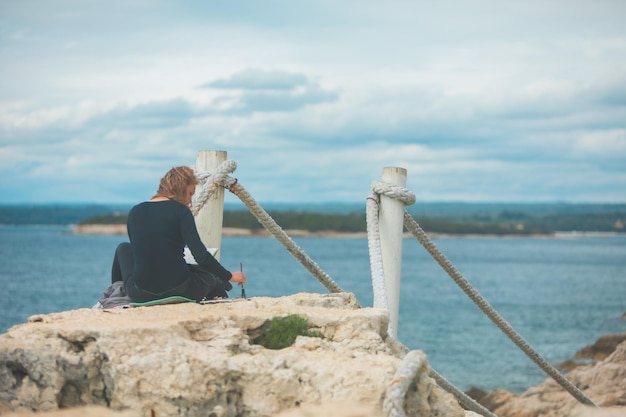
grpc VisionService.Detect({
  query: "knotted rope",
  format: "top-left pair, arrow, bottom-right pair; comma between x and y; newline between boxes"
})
383,350 -> 428,417
371,180 -> 417,206
193,161 -> 596,415
369,181 -> 498,417
192,160 -> 345,295
367,180 -> 416,316
383,351 -> 498,417
366,194 -> 388,310
369,178 -> 597,410
191,160 -> 238,216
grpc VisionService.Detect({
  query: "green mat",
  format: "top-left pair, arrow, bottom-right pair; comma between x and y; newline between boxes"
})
129,295 -> 195,307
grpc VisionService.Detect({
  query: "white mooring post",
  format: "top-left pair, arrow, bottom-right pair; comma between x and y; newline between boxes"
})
379,166 -> 407,338
194,150 -> 227,261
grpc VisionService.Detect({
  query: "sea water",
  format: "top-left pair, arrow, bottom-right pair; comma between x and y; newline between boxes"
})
0,225 -> 625,393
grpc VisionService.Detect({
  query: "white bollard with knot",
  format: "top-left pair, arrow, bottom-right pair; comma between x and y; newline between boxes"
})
379,166 -> 409,339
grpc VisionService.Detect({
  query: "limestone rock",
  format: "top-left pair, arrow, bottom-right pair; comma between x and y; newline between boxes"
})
0,292 -> 466,417
568,405 -> 626,417
0,405 -> 140,417
465,387 -> 488,404
479,389 -> 518,413
575,333 -> 626,362
481,340 -> 626,417
556,333 -> 626,373
274,401 -> 384,417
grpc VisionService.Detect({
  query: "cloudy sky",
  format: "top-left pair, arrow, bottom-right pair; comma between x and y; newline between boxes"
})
1,0 -> 625,205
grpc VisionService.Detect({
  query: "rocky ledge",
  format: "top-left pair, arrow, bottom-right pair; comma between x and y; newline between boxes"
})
0,293 -> 472,417
475,332 -> 626,417
1,293 -> 624,417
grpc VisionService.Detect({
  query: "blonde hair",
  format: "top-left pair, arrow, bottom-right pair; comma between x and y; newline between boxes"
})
153,166 -> 198,205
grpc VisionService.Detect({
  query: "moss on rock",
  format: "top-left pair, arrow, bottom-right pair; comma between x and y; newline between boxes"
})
251,315 -> 321,350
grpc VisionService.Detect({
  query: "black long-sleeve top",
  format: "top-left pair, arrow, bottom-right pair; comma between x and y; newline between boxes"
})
127,200 -> 232,294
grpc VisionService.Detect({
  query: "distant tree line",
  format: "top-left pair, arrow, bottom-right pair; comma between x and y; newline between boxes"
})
78,210 -> 626,235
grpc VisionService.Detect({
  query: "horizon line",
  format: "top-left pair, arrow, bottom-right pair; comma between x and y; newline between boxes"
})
2,200 -> 626,206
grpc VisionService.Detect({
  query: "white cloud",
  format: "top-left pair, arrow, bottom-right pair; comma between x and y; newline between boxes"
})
1,0 -> 625,203
570,129 -> 626,158
203,69 -> 310,91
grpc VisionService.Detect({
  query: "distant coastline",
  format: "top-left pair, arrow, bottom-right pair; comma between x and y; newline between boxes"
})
2,203 -> 625,237
70,223 -> 625,239
71,224 -> 370,238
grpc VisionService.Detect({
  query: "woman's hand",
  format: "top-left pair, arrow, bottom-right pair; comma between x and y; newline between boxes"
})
230,271 -> 247,286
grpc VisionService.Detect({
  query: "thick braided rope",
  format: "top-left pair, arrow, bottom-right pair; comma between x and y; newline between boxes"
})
366,194 -> 388,310
367,181 -> 416,311
226,181 -> 346,295
429,368 -> 499,417
403,212 -> 597,407
383,351 -> 499,417
371,180 -> 417,206
383,350 -> 428,417
369,181 -> 496,417
190,160 -> 238,216
191,162 -> 343,294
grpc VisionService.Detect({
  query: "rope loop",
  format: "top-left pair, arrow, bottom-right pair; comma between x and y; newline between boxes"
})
366,193 -> 388,310
382,350 -> 499,417
191,160 -> 238,215
370,180 -> 416,206
226,177 -> 238,191
383,350 -> 428,417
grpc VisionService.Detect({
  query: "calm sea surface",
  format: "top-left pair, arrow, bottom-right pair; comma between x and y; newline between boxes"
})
0,225 -> 624,393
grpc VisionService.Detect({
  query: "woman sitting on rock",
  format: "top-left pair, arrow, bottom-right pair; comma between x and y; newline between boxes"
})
110,166 -> 246,303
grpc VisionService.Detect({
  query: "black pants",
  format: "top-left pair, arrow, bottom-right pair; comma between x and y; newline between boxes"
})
111,242 -> 228,303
